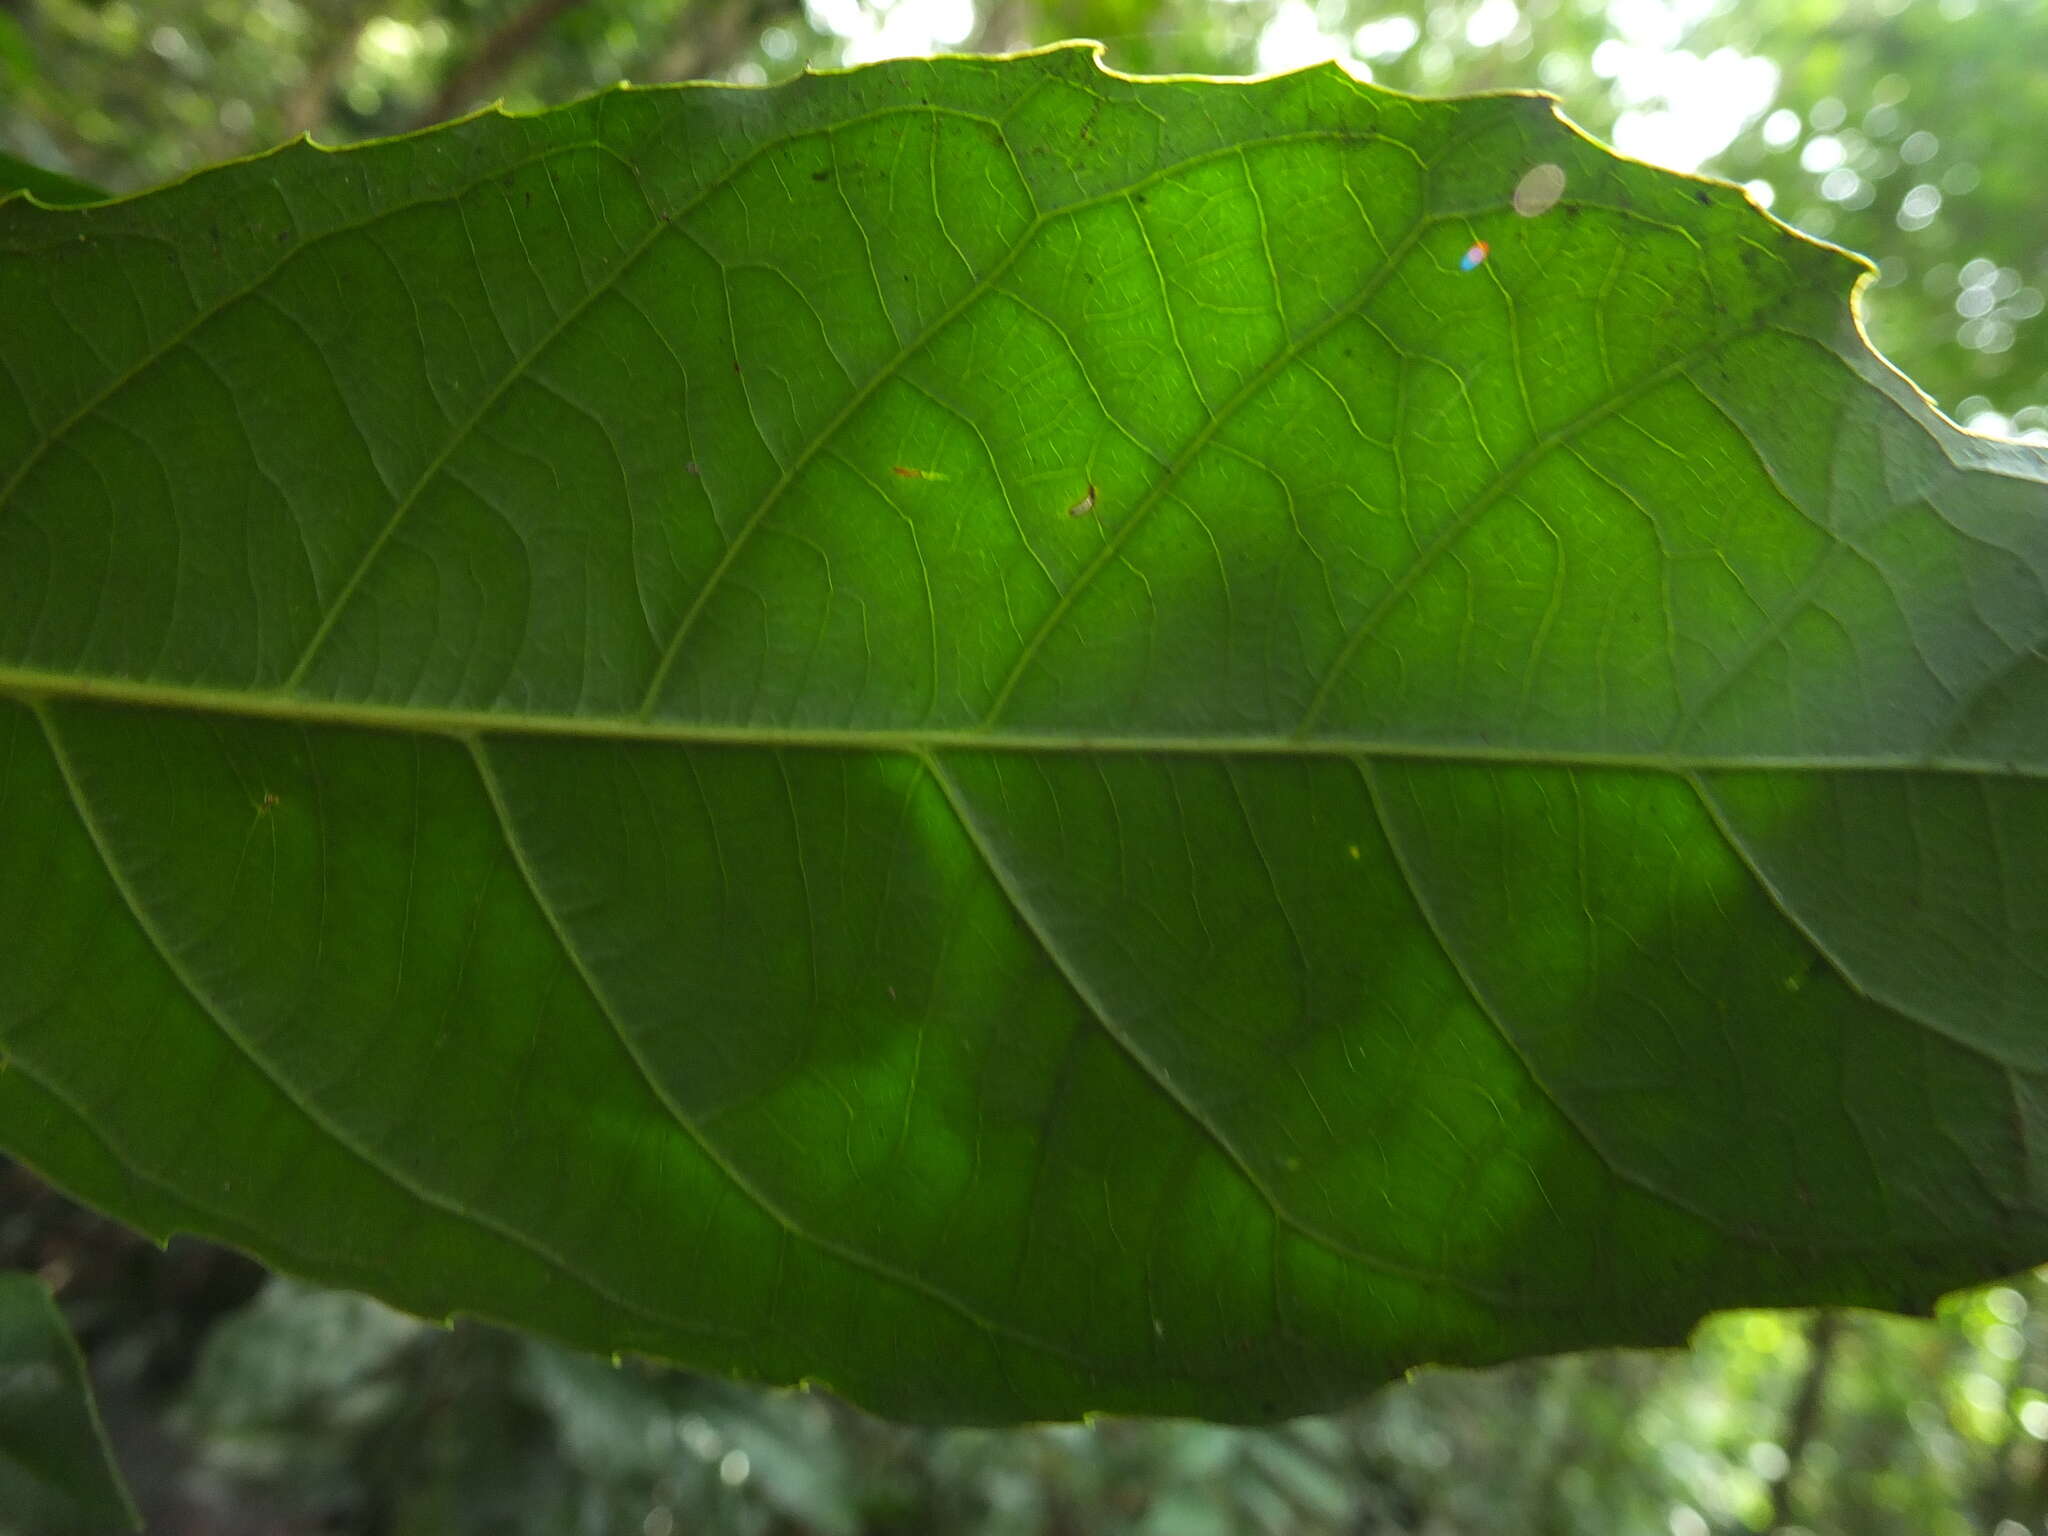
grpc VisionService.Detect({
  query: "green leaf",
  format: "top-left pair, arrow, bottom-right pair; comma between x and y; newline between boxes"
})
3,45 -> 2048,1424
0,151 -> 106,208
0,1272 -> 139,1533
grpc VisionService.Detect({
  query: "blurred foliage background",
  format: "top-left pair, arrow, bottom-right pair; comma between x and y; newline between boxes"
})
5,0 -> 2048,1531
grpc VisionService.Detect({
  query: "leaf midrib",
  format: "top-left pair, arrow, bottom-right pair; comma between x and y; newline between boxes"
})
4,668 -> 2041,779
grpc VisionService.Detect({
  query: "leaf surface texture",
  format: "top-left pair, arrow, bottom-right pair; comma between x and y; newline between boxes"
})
5,48 -> 2048,1421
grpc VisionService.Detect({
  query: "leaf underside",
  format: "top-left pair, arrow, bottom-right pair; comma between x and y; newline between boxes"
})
4,46 -> 2048,1424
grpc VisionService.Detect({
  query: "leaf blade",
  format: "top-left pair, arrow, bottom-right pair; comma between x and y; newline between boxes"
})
3,47 -> 2047,1422
0,1271 -> 138,1533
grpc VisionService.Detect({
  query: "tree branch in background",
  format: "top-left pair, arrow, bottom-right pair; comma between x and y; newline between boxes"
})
654,0 -> 803,82
283,7 -> 377,139
416,0 -> 593,128
1769,1311 -> 1843,1532
967,0 -> 1031,56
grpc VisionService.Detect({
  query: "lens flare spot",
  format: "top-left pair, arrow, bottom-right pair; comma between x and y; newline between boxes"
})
1513,163 -> 1566,217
